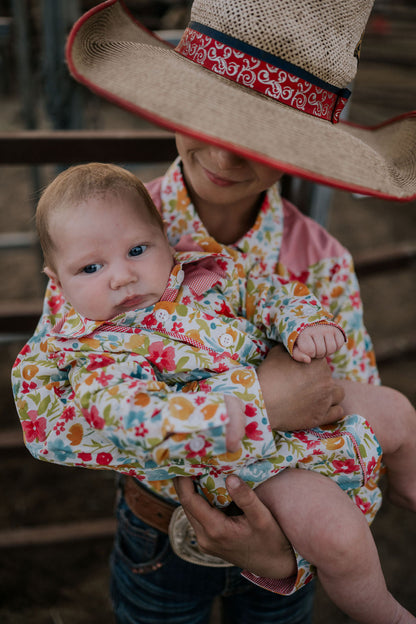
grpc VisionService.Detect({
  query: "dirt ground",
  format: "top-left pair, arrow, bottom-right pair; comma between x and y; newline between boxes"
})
1,5 -> 415,624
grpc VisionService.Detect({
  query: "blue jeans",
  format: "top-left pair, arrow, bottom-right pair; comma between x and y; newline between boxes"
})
110,494 -> 315,624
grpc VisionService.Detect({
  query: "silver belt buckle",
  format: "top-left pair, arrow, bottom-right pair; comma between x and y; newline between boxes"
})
168,506 -> 233,567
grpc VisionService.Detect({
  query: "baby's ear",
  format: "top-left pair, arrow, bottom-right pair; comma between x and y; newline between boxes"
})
43,266 -> 60,286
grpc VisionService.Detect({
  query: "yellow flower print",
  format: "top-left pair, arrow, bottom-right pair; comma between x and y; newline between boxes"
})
216,488 -> 231,506
84,371 -> 98,386
79,337 -> 100,349
201,404 -> 218,421
170,433 -> 189,443
151,479 -> 171,493
148,380 -> 168,392
169,396 -> 194,420
155,301 -> 178,315
246,294 -> 256,319
323,436 -> 345,451
177,185 -> 190,212
22,364 -> 39,381
182,381 -> 199,393
198,237 -> 225,254
154,447 -> 170,464
276,261 -> 287,277
40,339 -> 48,353
16,398 -> 27,412
134,392 -> 151,407
126,334 -> 147,352
231,368 -> 255,388
185,329 -> 203,344
67,423 -> 83,446
331,285 -> 345,298
217,448 -> 243,462
293,282 -> 310,296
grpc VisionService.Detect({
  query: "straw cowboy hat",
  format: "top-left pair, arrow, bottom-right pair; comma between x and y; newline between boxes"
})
66,0 -> 416,201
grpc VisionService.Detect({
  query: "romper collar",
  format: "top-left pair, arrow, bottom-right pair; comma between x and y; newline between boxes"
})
50,248 -> 233,339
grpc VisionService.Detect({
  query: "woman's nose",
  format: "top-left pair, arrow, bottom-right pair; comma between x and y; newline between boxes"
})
211,146 -> 244,170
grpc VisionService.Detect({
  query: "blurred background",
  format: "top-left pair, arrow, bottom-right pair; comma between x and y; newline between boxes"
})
0,1 -> 415,622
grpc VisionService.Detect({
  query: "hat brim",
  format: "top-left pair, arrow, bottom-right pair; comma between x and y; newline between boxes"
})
66,0 -> 416,201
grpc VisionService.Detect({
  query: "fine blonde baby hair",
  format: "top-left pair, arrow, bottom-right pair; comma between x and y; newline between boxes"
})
36,162 -> 164,271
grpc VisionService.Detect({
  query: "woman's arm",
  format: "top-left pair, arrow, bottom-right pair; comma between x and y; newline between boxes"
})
256,344 -> 345,431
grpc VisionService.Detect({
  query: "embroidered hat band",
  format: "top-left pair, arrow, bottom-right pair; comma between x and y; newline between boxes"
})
176,23 -> 351,124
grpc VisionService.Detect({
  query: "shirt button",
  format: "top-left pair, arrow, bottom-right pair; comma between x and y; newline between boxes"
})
175,269 -> 185,284
218,333 -> 234,348
155,309 -> 170,323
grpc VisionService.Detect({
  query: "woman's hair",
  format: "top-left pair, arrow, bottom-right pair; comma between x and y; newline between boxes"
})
36,162 -> 165,271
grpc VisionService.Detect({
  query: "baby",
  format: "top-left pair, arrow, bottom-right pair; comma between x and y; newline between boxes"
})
31,163 -> 416,623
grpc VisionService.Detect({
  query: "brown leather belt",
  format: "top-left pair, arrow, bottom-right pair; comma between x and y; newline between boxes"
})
123,476 -> 177,534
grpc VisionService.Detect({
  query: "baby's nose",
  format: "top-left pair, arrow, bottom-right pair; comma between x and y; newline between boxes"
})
110,265 -> 137,289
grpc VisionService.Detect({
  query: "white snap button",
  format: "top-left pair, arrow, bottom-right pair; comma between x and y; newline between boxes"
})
155,309 -> 170,322
219,333 -> 234,348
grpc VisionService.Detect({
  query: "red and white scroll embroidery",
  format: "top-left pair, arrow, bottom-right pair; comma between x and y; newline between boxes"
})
176,27 -> 349,124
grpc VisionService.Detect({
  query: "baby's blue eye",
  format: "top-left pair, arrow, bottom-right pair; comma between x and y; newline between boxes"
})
83,263 -> 102,274
129,245 -> 147,257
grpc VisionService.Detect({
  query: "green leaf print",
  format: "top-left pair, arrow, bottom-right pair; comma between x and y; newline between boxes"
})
175,356 -> 190,371
37,395 -> 51,416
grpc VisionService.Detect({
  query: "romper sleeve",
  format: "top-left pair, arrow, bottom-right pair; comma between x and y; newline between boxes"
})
241,270 -> 345,356
11,283 -> 276,481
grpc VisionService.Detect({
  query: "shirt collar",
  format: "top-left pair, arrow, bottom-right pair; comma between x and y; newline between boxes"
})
160,157 -> 284,274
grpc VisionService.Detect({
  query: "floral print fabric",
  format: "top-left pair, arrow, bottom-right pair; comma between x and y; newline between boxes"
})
12,159 -> 383,594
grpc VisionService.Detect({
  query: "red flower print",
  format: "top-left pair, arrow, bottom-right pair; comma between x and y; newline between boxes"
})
354,495 -> 372,515
184,435 -> 212,459
95,370 -> 114,387
96,452 -> 113,466
289,269 -> 309,284
293,431 -> 320,450
86,353 -> 115,371
330,263 -> 341,277
53,385 -> 67,398
172,322 -> 184,333
22,411 -> 47,443
142,312 -> 157,327
349,292 -> 361,309
333,458 -> 359,474
148,342 -> 176,371
216,300 -> 234,318
245,404 -> 257,418
49,294 -> 65,314
77,452 -> 92,462
245,422 -> 264,441
61,406 -> 76,422
22,380 -> 37,394
81,405 -> 105,430
366,456 -> 377,477
134,423 -> 148,438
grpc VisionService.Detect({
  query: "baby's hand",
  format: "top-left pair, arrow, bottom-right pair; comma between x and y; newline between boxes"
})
292,324 -> 345,364
224,395 -> 246,452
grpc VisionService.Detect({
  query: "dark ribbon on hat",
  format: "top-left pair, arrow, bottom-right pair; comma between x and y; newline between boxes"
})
176,22 -> 350,124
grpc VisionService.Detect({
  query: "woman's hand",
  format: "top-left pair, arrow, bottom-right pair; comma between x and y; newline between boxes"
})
174,475 -> 296,579
257,345 -> 345,431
